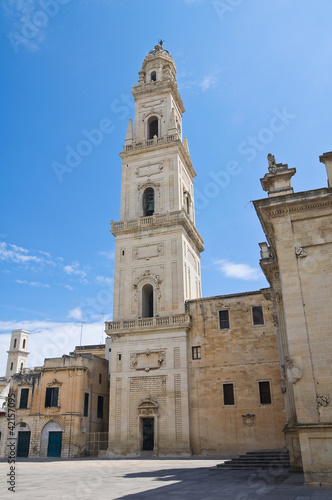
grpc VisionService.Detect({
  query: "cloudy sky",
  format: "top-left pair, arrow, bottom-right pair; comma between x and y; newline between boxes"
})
1,0 -> 331,371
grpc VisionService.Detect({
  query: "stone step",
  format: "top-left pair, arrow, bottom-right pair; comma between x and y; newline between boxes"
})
214,449 -> 290,470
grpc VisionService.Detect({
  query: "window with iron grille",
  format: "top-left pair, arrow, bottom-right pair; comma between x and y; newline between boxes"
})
259,381 -> 271,404
252,306 -> 264,325
223,383 -> 235,405
219,310 -> 229,329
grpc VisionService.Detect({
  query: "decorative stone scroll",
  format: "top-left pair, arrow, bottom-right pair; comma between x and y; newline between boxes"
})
133,270 -> 162,288
295,247 -> 307,258
284,356 -> 302,384
242,414 -> 256,426
280,378 -> 286,394
48,378 -> 62,386
317,395 -> 330,408
137,396 -> 159,417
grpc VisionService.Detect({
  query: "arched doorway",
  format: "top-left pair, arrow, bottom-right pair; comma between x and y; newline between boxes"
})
142,284 -> 153,318
40,421 -> 63,458
138,398 -> 159,454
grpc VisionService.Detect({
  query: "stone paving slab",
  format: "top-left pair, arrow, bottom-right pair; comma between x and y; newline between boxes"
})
0,459 -> 331,500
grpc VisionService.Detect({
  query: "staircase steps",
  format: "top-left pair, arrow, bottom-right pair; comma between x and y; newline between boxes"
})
214,449 -> 290,470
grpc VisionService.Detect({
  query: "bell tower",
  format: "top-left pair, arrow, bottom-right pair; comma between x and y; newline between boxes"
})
112,42 -> 203,322
106,43 -> 204,456
5,329 -> 30,379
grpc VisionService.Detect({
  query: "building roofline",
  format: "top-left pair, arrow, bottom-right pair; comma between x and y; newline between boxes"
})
188,289 -> 268,303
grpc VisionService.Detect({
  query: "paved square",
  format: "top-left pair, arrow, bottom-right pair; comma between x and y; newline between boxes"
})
1,459 -> 331,500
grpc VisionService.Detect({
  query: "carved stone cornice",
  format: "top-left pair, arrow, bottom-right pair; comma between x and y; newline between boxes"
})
111,210 -> 204,253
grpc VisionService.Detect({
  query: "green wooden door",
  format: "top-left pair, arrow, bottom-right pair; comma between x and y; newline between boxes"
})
47,431 -> 62,457
17,431 -> 31,457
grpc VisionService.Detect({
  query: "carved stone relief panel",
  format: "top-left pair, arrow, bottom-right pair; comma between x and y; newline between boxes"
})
242,414 -> 256,426
130,349 -> 166,371
132,243 -> 164,261
135,162 -> 163,178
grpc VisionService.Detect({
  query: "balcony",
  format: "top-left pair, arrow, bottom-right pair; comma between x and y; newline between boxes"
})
123,134 -> 178,153
110,210 -> 204,252
105,314 -> 191,334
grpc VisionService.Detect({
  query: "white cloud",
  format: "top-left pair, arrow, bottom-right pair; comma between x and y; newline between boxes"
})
215,259 -> 262,281
63,262 -> 87,280
0,319 -> 109,374
0,242 -> 54,266
2,0 -> 49,52
95,275 -> 113,285
199,74 -> 218,91
16,279 -> 50,288
64,284 -> 74,291
68,307 -> 83,320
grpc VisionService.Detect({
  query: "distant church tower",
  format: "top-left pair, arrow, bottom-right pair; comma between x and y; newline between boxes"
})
5,329 -> 30,378
106,42 -> 204,456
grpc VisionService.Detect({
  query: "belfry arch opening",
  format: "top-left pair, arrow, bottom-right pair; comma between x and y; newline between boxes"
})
143,188 -> 154,216
186,196 -> 190,215
151,71 -> 156,82
142,284 -> 154,318
148,117 -> 158,139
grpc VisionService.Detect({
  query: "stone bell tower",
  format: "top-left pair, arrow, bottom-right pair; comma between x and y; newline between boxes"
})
106,42 -> 204,456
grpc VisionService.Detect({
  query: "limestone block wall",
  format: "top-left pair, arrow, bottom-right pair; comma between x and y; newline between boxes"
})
108,328 -> 191,456
188,291 -> 286,455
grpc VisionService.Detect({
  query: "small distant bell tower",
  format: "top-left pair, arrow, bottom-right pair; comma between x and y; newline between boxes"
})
5,329 -> 30,378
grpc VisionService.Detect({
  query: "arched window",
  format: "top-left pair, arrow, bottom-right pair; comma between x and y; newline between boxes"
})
23,339 -> 26,349
14,339 -> 17,348
148,117 -> 158,139
142,284 -> 154,318
143,188 -> 154,216
151,71 -> 156,81
20,362 -> 24,371
186,196 -> 190,215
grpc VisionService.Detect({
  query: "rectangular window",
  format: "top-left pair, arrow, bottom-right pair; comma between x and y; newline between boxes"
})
252,306 -> 264,325
97,395 -> 103,418
192,346 -> 201,360
219,310 -> 229,329
45,387 -> 59,408
99,373 -> 102,384
223,383 -> 235,405
259,381 -> 271,404
19,388 -> 29,409
84,393 -> 89,417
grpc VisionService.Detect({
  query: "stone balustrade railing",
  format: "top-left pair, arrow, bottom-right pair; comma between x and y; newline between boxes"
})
105,314 -> 191,331
123,134 -> 178,153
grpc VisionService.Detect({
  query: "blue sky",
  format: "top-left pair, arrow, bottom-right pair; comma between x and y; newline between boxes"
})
1,0 -> 332,371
